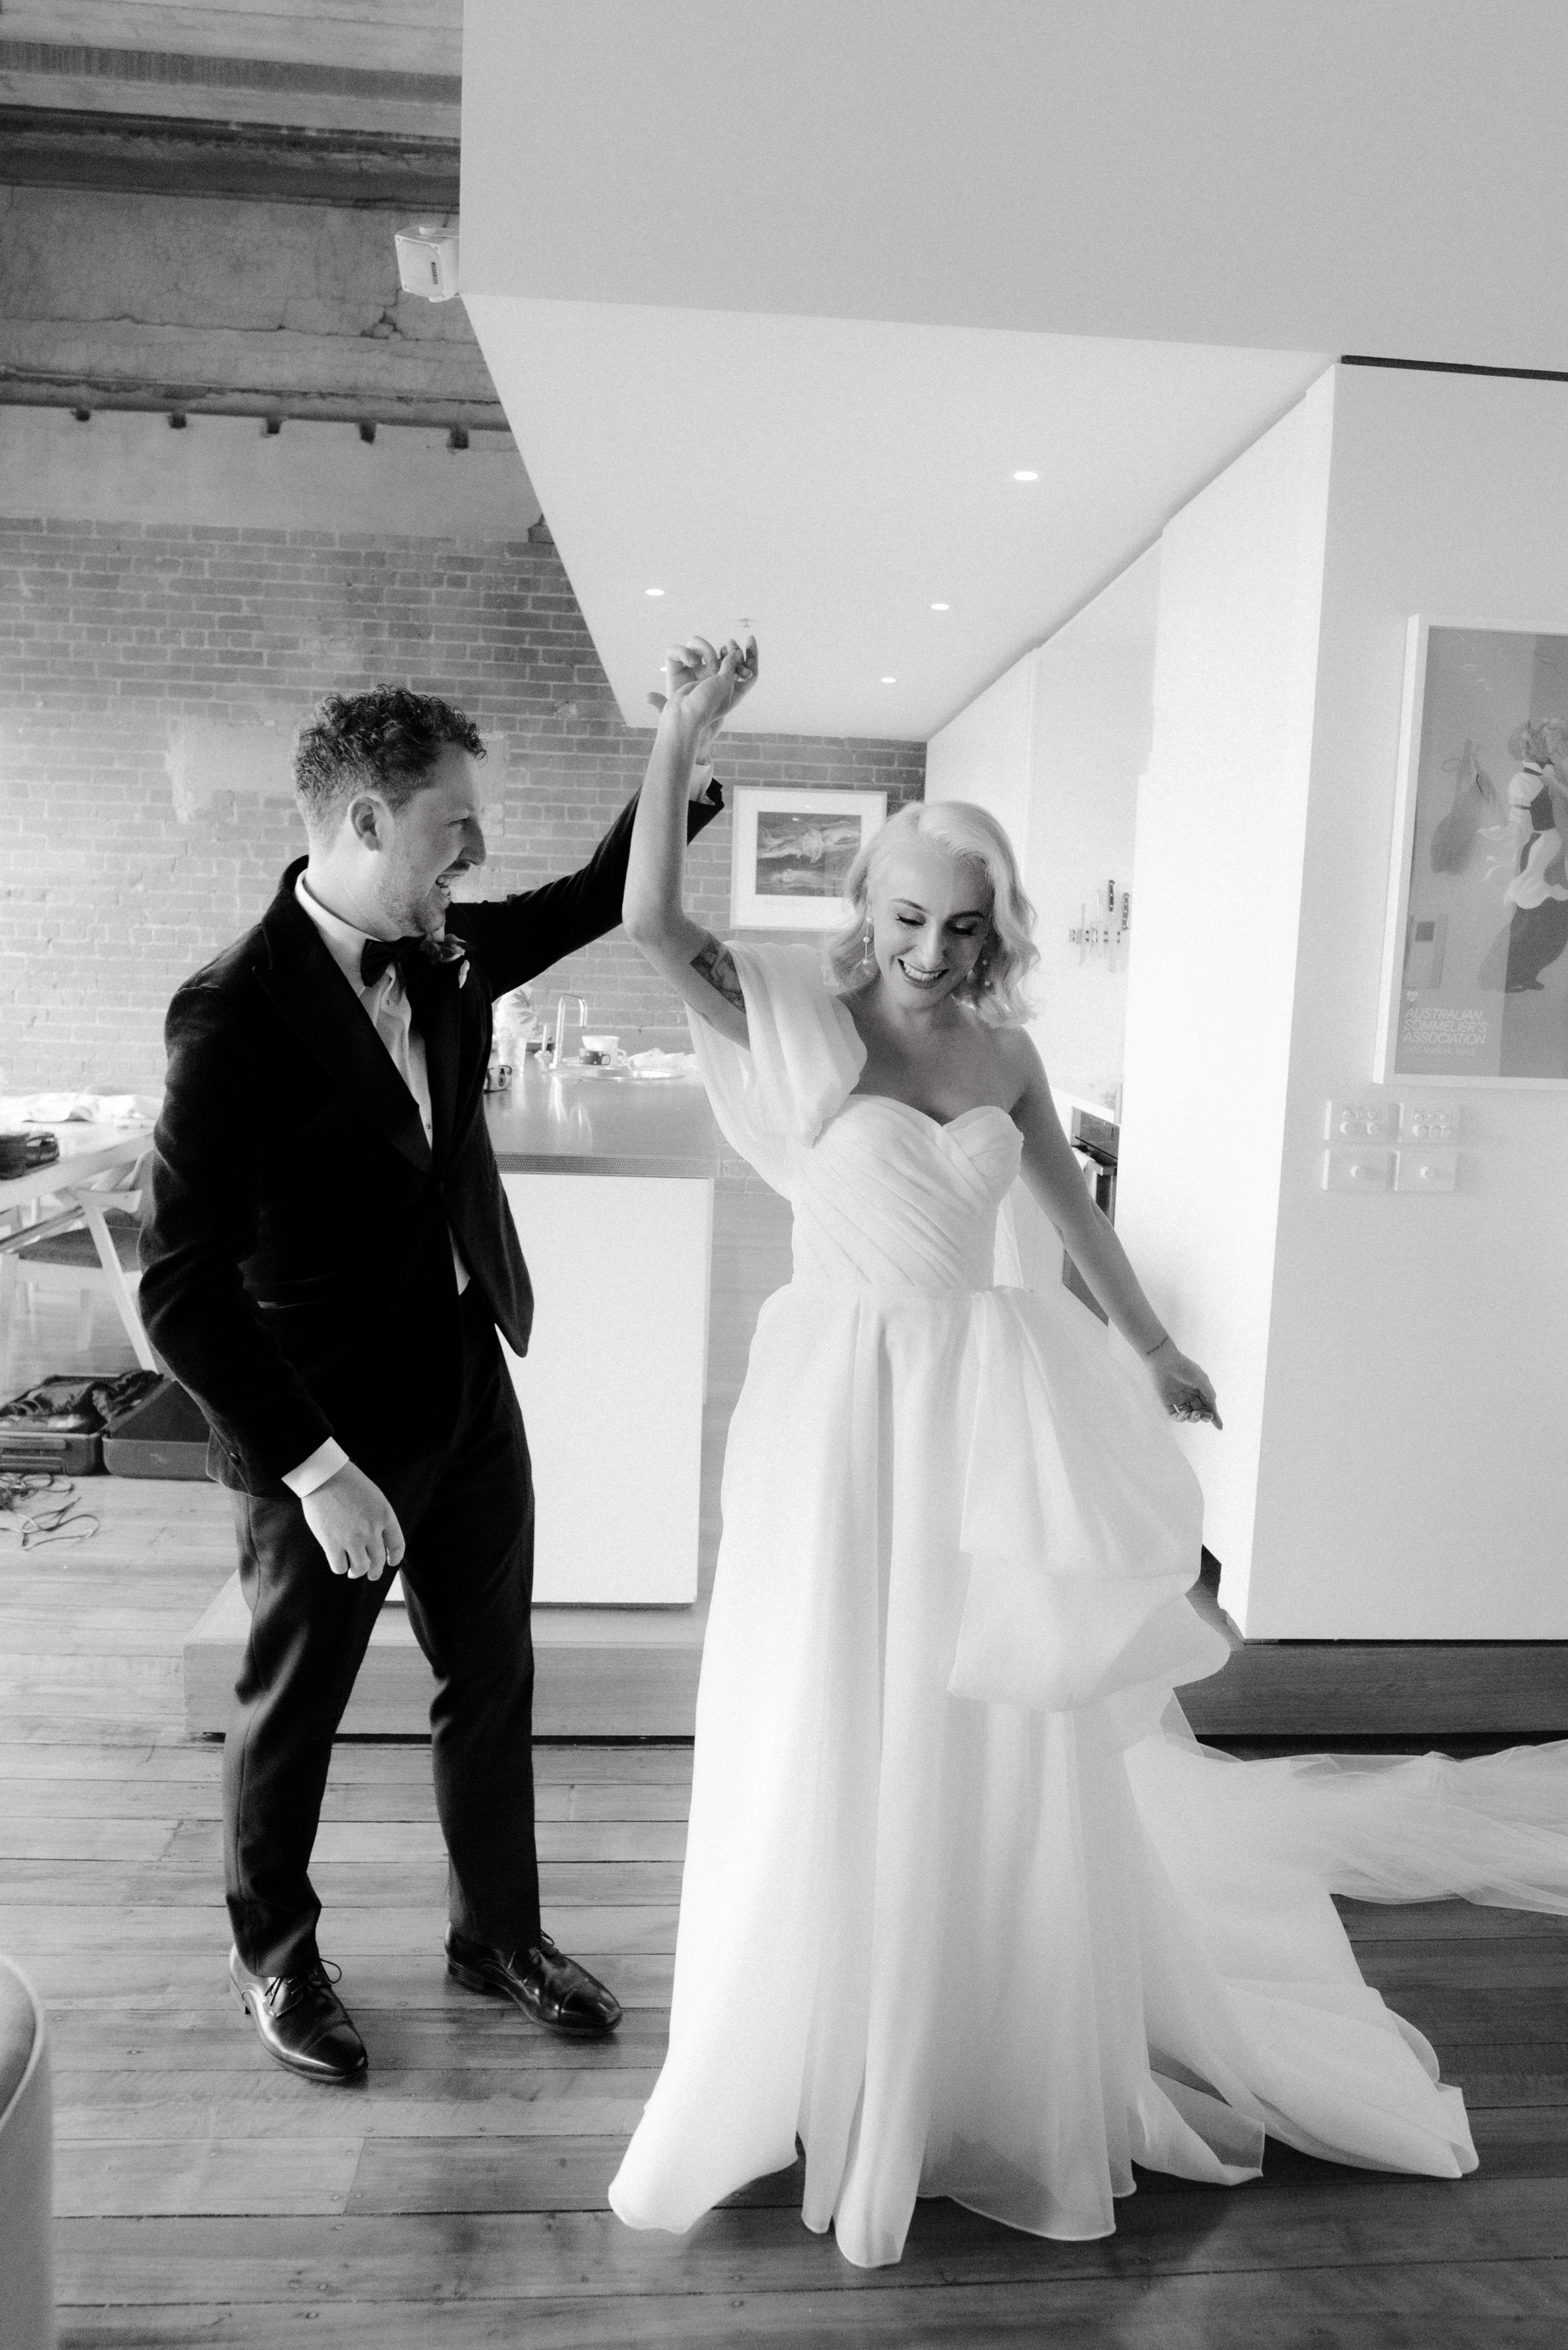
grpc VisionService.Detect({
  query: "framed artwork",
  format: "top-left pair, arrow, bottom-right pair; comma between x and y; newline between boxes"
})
1376,617 -> 1568,1085
728,786 -> 887,931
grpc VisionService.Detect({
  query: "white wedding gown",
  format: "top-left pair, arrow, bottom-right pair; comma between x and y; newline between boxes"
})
608,943 -> 1568,2270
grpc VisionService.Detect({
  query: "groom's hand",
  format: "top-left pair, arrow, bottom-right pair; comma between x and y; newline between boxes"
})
301,1460 -> 406,1580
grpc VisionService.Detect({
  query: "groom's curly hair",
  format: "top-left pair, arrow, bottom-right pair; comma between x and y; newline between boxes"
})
293,686 -> 486,833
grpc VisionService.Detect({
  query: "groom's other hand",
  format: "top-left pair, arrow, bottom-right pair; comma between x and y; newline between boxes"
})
301,1461 -> 406,1580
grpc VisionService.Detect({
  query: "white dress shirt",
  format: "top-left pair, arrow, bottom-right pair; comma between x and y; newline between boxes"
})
282,873 -> 469,1499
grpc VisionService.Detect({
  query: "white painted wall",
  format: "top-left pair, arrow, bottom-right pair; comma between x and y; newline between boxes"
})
1251,365 -> 1568,1637
1024,548 -> 1160,1108
1120,363 -> 1568,1638
1115,382 -> 1333,1627
924,650 -> 1035,846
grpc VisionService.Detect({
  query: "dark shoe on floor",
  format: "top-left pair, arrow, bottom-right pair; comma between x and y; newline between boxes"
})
445,1925 -> 623,2036
229,1946 -> 367,2083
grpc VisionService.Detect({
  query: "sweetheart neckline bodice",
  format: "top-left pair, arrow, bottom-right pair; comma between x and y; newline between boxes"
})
839,1095 -> 1020,1140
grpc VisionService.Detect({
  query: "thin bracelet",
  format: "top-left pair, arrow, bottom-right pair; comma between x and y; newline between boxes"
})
1143,1331 -> 1171,1356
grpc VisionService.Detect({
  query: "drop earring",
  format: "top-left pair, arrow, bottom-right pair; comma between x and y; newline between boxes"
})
858,919 -> 877,975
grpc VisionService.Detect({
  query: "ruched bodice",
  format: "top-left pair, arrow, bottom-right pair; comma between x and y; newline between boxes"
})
789,1098 -> 1021,1296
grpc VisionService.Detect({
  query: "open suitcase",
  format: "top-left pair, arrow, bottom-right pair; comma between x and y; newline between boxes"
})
0,1370 -> 206,1477
101,1377 -> 211,1479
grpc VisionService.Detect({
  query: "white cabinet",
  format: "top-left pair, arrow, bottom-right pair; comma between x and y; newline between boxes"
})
500,1172 -> 713,1604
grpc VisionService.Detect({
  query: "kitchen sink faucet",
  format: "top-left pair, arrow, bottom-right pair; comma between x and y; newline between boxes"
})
547,996 -> 588,1070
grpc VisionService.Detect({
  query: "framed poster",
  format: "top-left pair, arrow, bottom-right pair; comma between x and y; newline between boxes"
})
1376,617 -> 1568,1085
728,786 -> 887,931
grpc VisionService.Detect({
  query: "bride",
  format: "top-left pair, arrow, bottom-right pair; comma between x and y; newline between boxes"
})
608,634 -> 1568,2271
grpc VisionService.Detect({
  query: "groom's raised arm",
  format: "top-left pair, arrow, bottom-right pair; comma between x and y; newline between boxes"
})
450,782 -> 724,1001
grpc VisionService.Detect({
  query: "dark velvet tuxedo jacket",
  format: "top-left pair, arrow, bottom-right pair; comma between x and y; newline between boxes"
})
139,788 -> 719,1496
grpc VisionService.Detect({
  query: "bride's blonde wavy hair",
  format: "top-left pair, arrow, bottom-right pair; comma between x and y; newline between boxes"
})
825,800 -> 1039,1026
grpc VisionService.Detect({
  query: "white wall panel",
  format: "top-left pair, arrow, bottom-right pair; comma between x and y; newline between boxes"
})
500,1174 -> 713,1604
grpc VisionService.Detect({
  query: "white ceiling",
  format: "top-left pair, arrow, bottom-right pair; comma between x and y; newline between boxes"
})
465,298 -> 1326,740
463,1 -> 1568,365
459,0 -> 1565,743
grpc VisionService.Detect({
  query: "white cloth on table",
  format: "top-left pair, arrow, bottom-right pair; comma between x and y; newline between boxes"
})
0,1094 -> 142,1125
608,939 -> 1568,2270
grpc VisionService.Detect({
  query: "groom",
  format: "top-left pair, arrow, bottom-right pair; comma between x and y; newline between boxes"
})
140,684 -> 723,2082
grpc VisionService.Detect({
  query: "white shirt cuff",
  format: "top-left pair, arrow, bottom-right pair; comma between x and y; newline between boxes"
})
283,1438 -> 350,1497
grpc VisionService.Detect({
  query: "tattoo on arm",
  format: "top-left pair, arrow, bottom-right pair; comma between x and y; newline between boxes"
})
690,933 -> 745,1014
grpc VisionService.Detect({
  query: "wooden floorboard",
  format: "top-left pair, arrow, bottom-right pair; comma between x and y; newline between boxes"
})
3,1291 -> 1567,2342
47,2180 -> 1568,2289
37,2296 -> 1568,2350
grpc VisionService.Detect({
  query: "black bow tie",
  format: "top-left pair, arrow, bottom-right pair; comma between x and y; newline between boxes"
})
359,935 -> 427,989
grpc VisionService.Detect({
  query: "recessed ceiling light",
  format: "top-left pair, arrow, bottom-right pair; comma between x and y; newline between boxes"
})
930,601 -> 950,612
645,586 -> 665,597
881,675 -> 897,685
1012,469 -> 1039,482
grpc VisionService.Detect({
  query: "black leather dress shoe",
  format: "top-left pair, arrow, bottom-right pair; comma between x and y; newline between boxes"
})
229,1947 -> 367,2083
445,1925 -> 623,2036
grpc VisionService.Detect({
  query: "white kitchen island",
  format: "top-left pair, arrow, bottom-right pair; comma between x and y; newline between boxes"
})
491,1064 -> 719,1605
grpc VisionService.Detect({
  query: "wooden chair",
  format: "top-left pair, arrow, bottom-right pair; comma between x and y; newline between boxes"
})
6,1155 -> 151,1361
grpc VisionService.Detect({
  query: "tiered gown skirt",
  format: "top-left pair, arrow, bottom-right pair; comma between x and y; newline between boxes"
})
608,946 -> 1568,2270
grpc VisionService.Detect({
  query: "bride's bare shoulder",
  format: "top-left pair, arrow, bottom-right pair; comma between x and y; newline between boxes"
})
985,1019 -> 1047,1106
958,1006 -> 1036,1063
947,1004 -> 1041,1108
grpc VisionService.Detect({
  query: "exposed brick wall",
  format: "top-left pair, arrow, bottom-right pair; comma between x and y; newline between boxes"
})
0,517 -> 924,1091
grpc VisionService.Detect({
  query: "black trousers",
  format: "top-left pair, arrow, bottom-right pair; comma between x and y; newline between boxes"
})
223,1285 -> 541,1979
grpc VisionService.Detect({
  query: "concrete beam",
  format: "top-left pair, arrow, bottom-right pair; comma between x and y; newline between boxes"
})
0,181 -> 501,425
0,106 -> 459,208
0,37 -> 461,135
0,3 -> 462,78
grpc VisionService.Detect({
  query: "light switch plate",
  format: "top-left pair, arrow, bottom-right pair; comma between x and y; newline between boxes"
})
1323,1147 -> 1393,1193
1325,1099 -> 1399,1144
1401,1101 -> 1463,1144
1394,1147 -> 1458,1193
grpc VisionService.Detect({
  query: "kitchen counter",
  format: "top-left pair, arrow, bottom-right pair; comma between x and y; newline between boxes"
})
485,1061 -> 729,1177
483,1060 -> 724,1605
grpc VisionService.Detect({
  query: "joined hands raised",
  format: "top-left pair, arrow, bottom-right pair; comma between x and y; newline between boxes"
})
647,634 -> 760,778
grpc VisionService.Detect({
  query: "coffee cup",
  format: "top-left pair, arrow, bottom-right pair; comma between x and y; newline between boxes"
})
580,1034 -> 619,1067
